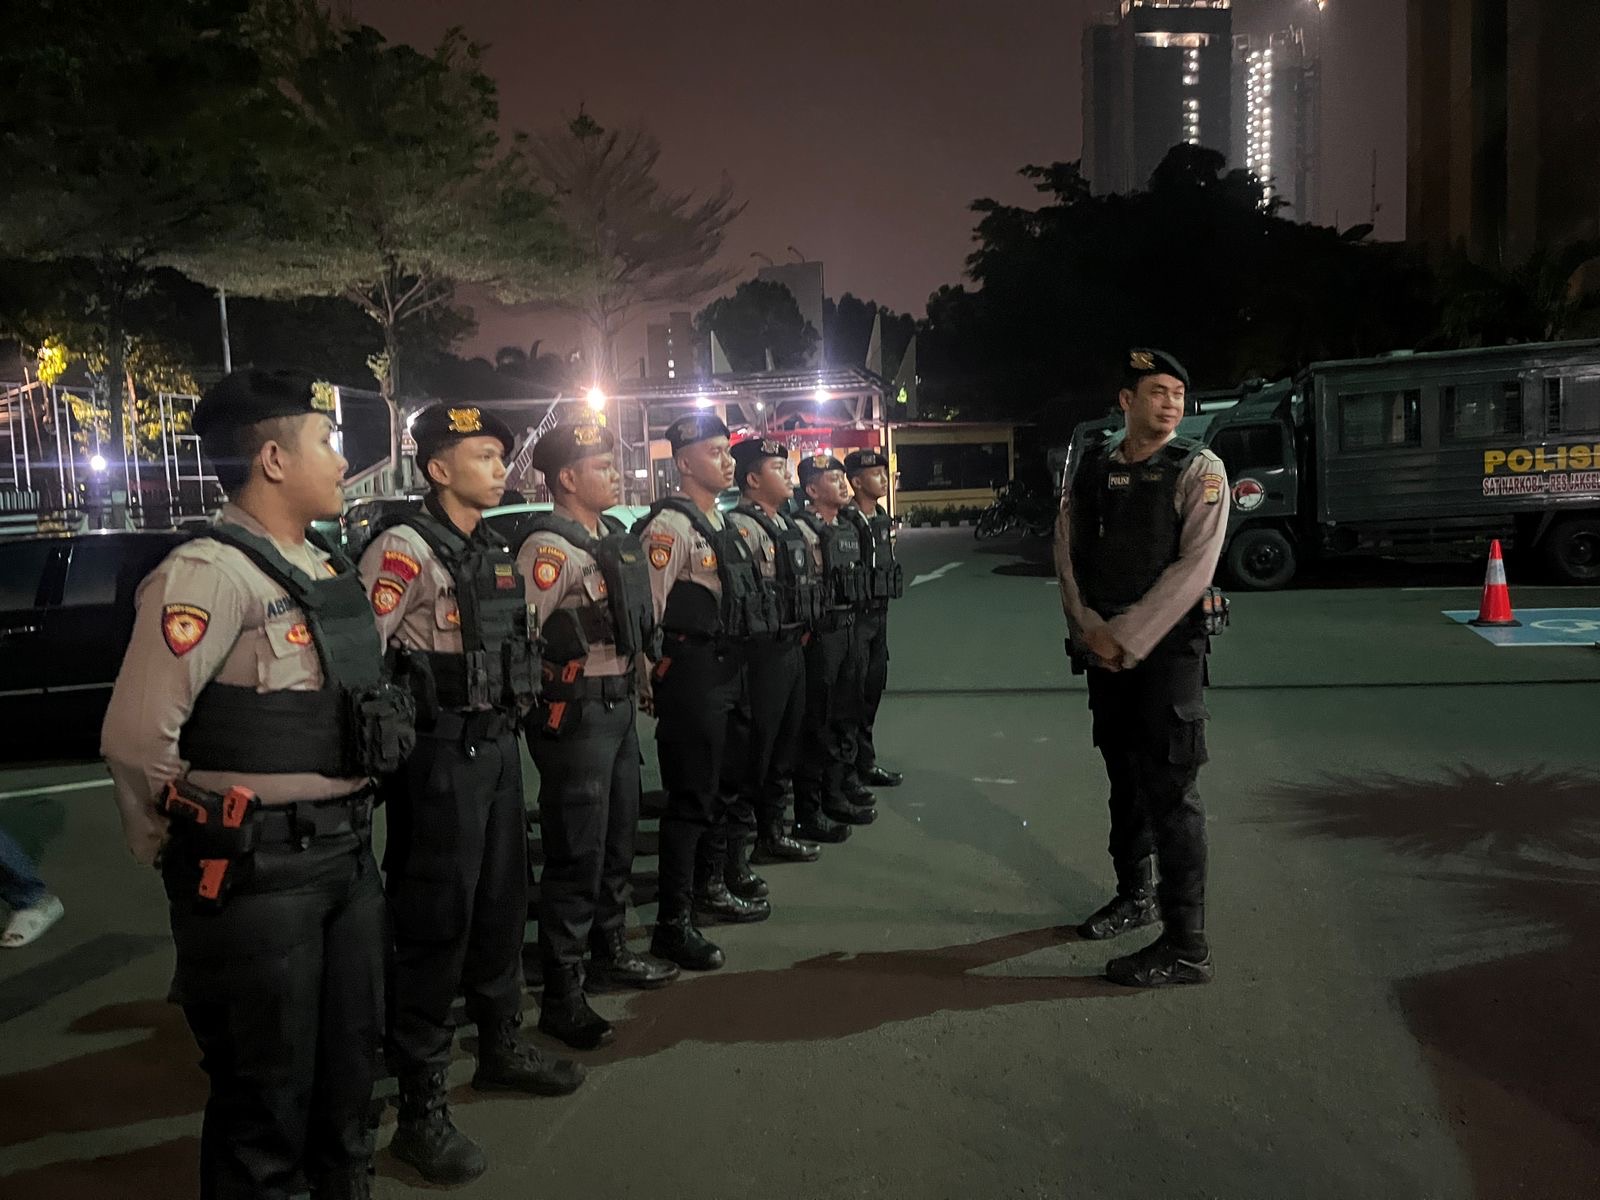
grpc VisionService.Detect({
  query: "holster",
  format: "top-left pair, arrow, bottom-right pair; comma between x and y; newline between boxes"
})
161,780 -> 260,912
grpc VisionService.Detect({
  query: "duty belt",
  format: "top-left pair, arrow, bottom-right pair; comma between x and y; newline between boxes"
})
417,708 -> 517,743
751,624 -> 807,644
543,672 -> 634,702
254,789 -> 375,847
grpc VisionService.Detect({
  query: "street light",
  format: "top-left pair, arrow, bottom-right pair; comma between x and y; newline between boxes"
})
694,394 -> 712,409
585,386 -> 606,411
89,454 -> 107,473
812,385 -> 830,403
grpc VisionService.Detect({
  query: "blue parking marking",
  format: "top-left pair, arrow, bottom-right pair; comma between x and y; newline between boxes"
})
1445,607 -> 1600,646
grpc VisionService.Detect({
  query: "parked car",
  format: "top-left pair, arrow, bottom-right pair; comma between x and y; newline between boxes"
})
0,530 -> 190,748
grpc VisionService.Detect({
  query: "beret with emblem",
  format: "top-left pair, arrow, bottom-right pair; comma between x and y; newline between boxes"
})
1123,348 -> 1191,390
797,453 -> 845,486
193,368 -> 333,439
411,403 -> 516,468
731,437 -> 787,484
529,418 -> 615,477
666,412 -> 730,454
842,449 -> 888,476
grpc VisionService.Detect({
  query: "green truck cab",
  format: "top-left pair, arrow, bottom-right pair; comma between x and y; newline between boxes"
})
1065,340 -> 1600,589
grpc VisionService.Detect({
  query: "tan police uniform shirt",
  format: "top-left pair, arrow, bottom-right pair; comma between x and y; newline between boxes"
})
101,504 -> 372,864
515,515 -> 629,678
1054,439 -> 1230,666
639,500 -> 725,626
358,522 -> 464,655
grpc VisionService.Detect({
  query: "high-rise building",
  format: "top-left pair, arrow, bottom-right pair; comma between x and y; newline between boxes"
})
1081,1 -> 1234,196
1408,0 -> 1600,265
645,310 -> 697,381
1231,28 -> 1322,222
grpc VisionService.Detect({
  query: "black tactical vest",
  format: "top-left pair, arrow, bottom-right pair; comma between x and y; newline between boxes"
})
633,497 -> 778,640
1070,435 -> 1208,653
180,523 -> 416,777
378,505 -> 539,712
734,502 -> 826,628
512,511 -> 660,661
844,505 -> 904,603
794,510 -> 868,609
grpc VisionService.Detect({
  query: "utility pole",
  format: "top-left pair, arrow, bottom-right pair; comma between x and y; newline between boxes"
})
217,287 -> 233,374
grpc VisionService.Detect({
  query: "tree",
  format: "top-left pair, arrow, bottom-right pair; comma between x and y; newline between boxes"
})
823,293 -> 915,379
0,0 -> 283,490
1436,241 -> 1600,347
694,279 -> 818,373
180,2 -> 572,406
523,111 -> 744,384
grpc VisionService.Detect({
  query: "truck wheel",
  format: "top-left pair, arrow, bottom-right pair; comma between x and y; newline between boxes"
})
1226,527 -> 1297,590
1541,516 -> 1600,582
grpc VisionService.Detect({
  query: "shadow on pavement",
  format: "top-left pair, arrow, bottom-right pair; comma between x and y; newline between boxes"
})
1272,765 -> 1600,1200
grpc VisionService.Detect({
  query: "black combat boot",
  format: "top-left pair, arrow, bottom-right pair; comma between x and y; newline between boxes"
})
651,904 -> 726,971
1105,905 -> 1212,988
752,819 -> 820,864
1076,858 -> 1159,940
862,765 -> 903,787
390,1069 -> 487,1185
694,872 -> 772,923
725,835 -> 769,899
843,780 -> 877,808
538,963 -> 614,1051
793,810 -> 852,844
587,926 -> 679,990
822,796 -> 877,826
471,1014 -> 587,1095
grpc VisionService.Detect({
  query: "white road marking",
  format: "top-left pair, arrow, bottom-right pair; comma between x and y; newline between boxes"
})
910,562 -> 962,587
0,777 -> 111,801
971,777 -> 1018,785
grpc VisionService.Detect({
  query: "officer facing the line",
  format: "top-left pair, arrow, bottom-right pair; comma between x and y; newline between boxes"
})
1054,349 -> 1229,988
361,404 -> 581,1187
102,368 -> 416,1200
842,449 -> 905,790
514,418 -> 678,1053
724,437 -> 826,877
792,454 -> 875,837
636,412 -> 776,973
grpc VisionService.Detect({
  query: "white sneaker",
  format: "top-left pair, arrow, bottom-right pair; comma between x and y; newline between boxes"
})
3,893 -> 64,948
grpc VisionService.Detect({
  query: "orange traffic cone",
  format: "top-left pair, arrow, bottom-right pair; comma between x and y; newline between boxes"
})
1469,539 -> 1520,627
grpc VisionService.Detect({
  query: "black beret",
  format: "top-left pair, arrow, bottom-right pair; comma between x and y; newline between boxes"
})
843,449 -> 889,475
1123,348 -> 1191,389
529,419 -> 615,477
411,404 -> 516,467
193,368 -> 332,439
666,412 -> 730,454
731,437 -> 788,482
797,453 -> 845,486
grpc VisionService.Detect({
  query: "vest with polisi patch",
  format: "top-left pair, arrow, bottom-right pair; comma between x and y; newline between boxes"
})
794,510 -> 867,608
844,505 -> 904,602
734,502 -> 825,628
512,511 -> 658,661
634,498 -> 778,639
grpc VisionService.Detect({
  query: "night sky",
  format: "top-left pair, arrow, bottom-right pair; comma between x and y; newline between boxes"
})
352,0 -> 1405,363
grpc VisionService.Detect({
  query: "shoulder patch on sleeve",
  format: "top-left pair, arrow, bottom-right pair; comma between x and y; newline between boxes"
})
371,578 -> 405,615
648,542 -> 672,570
532,545 -> 566,590
161,604 -> 210,657
1201,472 -> 1225,504
380,549 -> 421,582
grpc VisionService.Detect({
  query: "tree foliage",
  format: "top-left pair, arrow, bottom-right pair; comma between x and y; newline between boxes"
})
523,112 -> 744,383
694,279 -> 818,373
823,293 -> 915,380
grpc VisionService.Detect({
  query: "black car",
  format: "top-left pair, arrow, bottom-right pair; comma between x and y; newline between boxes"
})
0,530 -> 189,748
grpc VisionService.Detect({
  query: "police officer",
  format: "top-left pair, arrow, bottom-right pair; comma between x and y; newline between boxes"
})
102,368 -> 416,1200
723,438 -> 826,879
636,413 -> 776,972
514,418 -> 678,1052
1055,349 -> 1229,988
361,404 -> 581,1186
842,449 -> 905,790
792,455 -> 876,837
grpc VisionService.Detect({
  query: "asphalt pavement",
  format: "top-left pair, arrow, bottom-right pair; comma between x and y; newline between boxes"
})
2,527 -> 1598,1199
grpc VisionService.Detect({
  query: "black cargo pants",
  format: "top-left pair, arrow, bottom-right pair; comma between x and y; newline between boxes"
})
383,712 -> 527,1072
525,683 -> 641,970
794,613 -> 861,822
651,633 -> 747,915
854,604 -> 890,776
719,629 -> 807,848
1084,647 -> 1209,930
164,796 -> 383,1200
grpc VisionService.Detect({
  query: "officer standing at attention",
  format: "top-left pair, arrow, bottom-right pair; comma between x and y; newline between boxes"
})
513,418 -> 678,1053
360,404 -> 582,1186
792,455 -> 876,837
723,438 -> 826,879
636,412 -> 775,973
841,449 -> 905,790
1054,349 -> 1229,988
102,368 -> 416,1200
